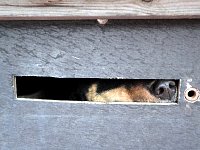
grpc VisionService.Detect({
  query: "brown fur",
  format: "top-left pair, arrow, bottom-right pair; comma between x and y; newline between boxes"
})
128,86 -> 158,102
86,83 -> 158,103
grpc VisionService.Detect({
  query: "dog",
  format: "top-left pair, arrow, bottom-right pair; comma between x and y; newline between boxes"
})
76,79 -> 178,103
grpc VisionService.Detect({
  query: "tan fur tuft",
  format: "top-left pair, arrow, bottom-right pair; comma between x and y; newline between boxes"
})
86,84 -> 158,103
129,86 -> 158,102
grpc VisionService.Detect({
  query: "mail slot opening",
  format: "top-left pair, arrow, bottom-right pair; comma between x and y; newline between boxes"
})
15,76 -> 180,103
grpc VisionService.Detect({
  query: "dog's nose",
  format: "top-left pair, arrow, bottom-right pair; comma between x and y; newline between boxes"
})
154,81 -> 176,100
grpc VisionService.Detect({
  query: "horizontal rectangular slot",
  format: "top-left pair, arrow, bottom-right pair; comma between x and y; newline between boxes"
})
15,76 -> 180,103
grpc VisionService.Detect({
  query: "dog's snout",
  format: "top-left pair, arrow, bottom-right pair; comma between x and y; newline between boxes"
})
154,81 -> 176,100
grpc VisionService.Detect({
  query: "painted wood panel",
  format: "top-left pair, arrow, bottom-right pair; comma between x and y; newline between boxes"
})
0,20 -> 200,149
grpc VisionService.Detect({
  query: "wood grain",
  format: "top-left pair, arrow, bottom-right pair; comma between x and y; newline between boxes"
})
0,0 -> 200,20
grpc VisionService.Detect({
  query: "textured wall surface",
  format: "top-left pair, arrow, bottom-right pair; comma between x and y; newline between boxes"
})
0,20 -> 200,150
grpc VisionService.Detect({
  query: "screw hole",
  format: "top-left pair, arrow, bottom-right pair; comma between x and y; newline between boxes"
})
188,90 -> 196,98
185,88 -> 199,102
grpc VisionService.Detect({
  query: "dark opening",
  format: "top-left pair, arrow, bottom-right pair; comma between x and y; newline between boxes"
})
15,76 -> 179,103
158,87 -> 165,95
187,90 -> 196,98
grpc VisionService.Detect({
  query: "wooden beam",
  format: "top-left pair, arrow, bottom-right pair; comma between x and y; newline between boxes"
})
0,0 -> 200,20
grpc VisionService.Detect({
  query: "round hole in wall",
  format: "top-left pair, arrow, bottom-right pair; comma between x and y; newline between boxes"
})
188,90 -> 195,97
184,87 -> 199,102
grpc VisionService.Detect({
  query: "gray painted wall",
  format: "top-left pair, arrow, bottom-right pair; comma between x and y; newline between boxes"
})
0,20 -> 200,150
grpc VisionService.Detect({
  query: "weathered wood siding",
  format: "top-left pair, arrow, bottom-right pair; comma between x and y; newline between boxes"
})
0,0 -> 200,20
